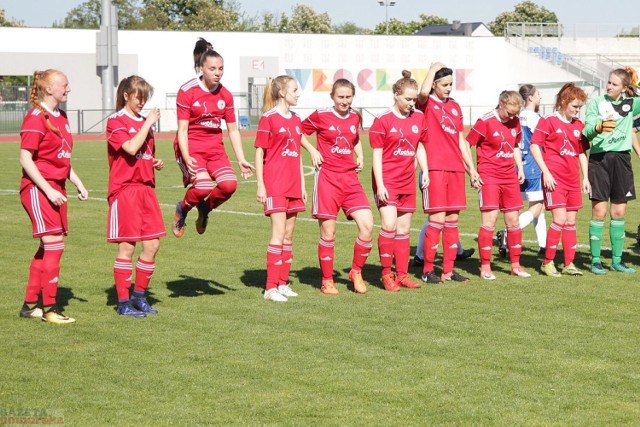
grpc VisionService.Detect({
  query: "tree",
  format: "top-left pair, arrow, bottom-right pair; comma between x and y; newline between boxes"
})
288,4 -> 331,34
0,8 -> 24,27
140,0 -> 242,31
254,11 -> 289,33
488,1 -> 558,36
333,21 -> 372,35
373,14 -> 448,35
56,0 -> 140,29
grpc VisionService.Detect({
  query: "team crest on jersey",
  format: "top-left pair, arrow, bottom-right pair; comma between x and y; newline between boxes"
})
622,104 -> 631,112
65,124 -> 71,133
350,125 -> 357,134
218,100 -> 225,110
296,126 -> 302,135
511,129 -> 517,137
573,129 -> 581,138
451,108 -> 459,116
411,125 -> 419,134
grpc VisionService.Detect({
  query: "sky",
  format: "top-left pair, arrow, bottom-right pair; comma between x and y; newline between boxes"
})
2,0 -> 638,30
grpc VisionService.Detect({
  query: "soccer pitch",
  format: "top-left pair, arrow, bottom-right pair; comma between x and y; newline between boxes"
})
1,137 -> 639,425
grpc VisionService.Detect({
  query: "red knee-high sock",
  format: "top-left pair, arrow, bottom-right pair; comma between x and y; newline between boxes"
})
442,221 -> 459,275
507,226 -> 523,267
24,243 -> 44,304
563,223 -> 577,267
182,178 -> 215,213
279,244 -> 293,285
318,238 -> 335,280
351,237 -> 372,271
113,258 -> 133,302
423,221 -> 443,274
394,233 -> 410,276
544,222 -> 563,265
478,226 -> 494,267
266,244 -> 283,291
41,240 -> 64,308
378,228 -> 396,276
207,178 -> 237,210
133,258 -> 155,293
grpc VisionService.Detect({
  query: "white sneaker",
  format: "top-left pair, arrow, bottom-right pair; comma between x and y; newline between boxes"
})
264,288 -> 288,302
277,284 -> 298,297
481,271 -> 496,280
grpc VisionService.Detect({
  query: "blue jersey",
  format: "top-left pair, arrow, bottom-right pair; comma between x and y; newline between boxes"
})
518,109 -> 542,180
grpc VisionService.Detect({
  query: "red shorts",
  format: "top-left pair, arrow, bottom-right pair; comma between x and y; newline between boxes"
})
264,196 -> 306,216
422,170 -> 467,213
312,168 -> 371,220
478,182 -> 524,212
107,185 -> 166,242
20,181 -> 68,238
175,146 -> 237,188
544,187 -> 583,211
374,191 -> 416,213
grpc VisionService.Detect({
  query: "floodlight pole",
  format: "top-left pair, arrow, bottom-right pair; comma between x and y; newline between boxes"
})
378,1 -> 397,35
97,0 -> 118,113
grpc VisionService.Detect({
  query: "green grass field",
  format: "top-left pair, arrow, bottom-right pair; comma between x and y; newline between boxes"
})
1,137 -> 640,426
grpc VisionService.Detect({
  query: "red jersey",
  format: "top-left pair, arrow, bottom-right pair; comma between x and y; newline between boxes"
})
419,95 -> 465,172
301,108 -> 360,173
174,78 -> 235,155
106,110 -> 156,199
467,110 -> 521,185
530,113 -> 589,190
255,109 -> 303,198
20,106 -> 73,190
369,109 -> 428,194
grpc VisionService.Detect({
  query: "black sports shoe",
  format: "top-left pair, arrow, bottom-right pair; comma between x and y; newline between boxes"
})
131,296 -> 158,314
455,248 -> 475,261
421,271 -> 442,284
496,230 -> 507,258
443,271 -> 470,282
117,302 -> 146,318
411,256 -> 424,267
19,303 -> 43,319
538,247 -> 546,256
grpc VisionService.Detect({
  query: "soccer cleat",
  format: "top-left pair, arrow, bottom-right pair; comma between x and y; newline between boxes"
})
511,267 -> 531,278
381,273 -> 400,292
542,262 -> 561,277
480,268 -> 496,280
562,262 -> 583,276
421,271 -> 442,284
496,230 -> 507,258
396,274 -> 421,289
131,296 -> 159,314
277,283 -> 298,297
591,263 -> 607,275
610,262 -> 636,273
172,202 -> 187,238
348,269 -> 367,294
264,288 -> 288,302
411,256 -> 424,267
455,248 -> 475,261
442,271 -> 470,282
320,279 -> 339,295
117,302 -> 147,318
195,200 -> 210,235
41,307 -> 76,324
19,303 -> 43,319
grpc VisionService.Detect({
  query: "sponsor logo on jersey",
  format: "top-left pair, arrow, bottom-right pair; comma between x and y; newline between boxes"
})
193,100 -> 201,107
329,125 -> 336,131
57,137 -> 73,159
129,127 -> 137,134
390,127 -> 398,133
559,129 -> 577,157
495,135 -> 514,159
440,114 -> 457,135
279,127 -> 287,133
393,129 -> 416,157
197,116 -> 221,128
136,152 -> 153,160
281,129 -> 299,157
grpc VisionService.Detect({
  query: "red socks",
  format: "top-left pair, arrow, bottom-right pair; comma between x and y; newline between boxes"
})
378,228 -> 396,276
563,223 -> 577,266
442,221 -> 459,275
478,226 -> 494,267
423,221 -> 443,273
318,238 -> 335,280
266,244 -> 283,291
41,240 -> 64,307
544,222 -> 563,265
133,258 -> 155,294
24,243 -> 44,304
351,237 -> 372,271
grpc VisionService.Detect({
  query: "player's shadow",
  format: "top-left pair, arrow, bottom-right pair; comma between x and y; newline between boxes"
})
165,275 -> 232,298
104,286 -> 161,309
57,287 -> 88,310
239,269 -> 267,289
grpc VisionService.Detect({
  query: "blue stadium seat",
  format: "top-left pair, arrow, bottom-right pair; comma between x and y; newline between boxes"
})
239,115 -> 250,129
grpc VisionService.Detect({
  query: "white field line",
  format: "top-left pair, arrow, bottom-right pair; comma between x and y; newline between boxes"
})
1,187 -> 624,252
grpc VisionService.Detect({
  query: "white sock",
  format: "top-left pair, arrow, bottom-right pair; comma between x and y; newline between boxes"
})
534,214 -> 547,248
519,211 -> 534,229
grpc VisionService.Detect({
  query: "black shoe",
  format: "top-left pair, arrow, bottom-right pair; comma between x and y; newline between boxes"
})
443,271 -> 470,282
421,271 -> 442,284
455,248 -> 475,261
131,296 -> 159,314
117,302 -> 147,318
538,247 -> 546,256
411,256 -> 424,267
